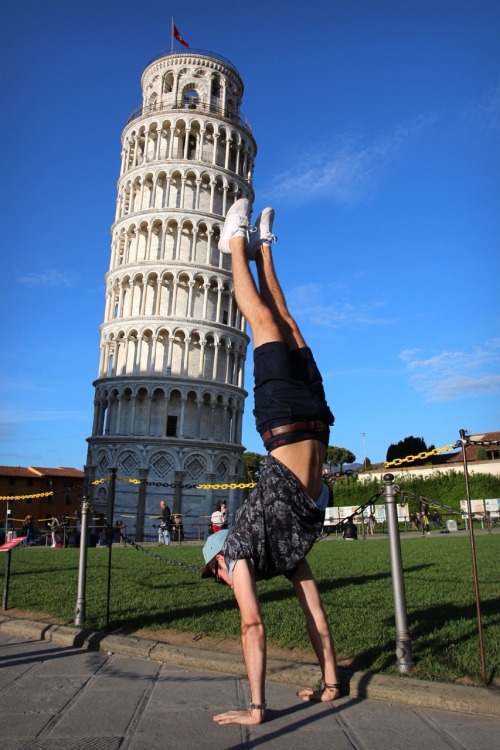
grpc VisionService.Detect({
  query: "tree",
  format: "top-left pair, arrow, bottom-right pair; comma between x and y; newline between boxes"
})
326,445 -> 356,471
243,451 -> 265,480
386,436 -> 435,467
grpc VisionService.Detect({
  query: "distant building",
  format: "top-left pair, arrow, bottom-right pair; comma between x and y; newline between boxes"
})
0,466 -> 85,535
431,431 -> 500,465
358,431 -> 500,482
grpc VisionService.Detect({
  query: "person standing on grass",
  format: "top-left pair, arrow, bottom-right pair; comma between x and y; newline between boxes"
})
210,501 -> 228,532
49,516 -> 60,547
157,499 -> 171,545
23,515 -> 34,545
201,198 -> 340,726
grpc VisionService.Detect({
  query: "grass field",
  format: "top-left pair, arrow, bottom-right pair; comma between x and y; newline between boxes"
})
2,531 -> 499,686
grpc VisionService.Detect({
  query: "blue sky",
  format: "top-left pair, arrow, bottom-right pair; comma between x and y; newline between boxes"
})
1,0 -> 499,469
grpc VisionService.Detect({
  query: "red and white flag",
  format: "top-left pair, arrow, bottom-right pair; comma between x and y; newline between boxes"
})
173,23 -> 189,48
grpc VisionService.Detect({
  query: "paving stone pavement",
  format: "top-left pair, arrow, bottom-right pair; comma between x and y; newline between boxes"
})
1,631 -> 499,750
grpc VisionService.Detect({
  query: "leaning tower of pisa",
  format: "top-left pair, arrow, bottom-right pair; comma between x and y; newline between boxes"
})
85,49 -> 257,540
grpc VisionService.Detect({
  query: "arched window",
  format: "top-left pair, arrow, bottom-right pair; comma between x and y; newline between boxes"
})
212,76 -> 221,98
184,88 -> 199,109
163,72 -> 174,93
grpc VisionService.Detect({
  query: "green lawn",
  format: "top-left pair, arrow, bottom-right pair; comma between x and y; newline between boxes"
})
2,532 -> 499,686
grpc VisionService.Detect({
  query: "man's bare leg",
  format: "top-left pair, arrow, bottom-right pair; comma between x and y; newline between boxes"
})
229,235 -> 283,348
291,559 -> 341,702
247,240 -> 326,497
255,243 -> 307,350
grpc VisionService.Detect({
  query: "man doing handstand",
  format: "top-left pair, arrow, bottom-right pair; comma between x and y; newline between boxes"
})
202,198 -> 340,726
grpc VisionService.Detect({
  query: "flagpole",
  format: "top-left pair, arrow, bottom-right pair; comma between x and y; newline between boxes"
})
170,17 -> 174,53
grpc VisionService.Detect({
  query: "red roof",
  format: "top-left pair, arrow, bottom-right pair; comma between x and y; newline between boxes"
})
438,431 -> 500,463
0,465 -> 84,478
30,466 -> 85,478
0,466 -> 39,478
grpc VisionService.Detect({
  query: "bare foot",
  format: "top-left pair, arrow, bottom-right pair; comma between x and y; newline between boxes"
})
298,685 -> 340,702
213,708 -> 266,725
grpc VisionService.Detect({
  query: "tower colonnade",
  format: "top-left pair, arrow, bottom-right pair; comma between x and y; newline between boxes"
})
92,380 -> 244,445
115,169 -> 246,225
98,323 -> 246,386
110,212 -> 232,268
85,50 -> 257,539
104,267 -> 242,330
119,115 -> 255,183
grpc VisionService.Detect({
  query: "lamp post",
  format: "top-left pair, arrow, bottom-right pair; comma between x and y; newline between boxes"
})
361,432 -> 366,471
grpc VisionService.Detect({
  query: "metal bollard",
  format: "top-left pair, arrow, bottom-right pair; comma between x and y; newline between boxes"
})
74,498 -> 91,626
383,473 -> 414,673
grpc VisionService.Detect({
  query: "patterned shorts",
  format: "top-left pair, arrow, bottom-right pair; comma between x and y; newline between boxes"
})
223,455 -> 325,581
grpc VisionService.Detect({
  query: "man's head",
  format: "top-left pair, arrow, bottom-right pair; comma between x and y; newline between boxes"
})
160,500 -> 166,508
201,530 -> 230,584
202,530 -> 227,564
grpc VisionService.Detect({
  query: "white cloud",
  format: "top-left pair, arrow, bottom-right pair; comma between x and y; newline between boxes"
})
0,410 -> 89,427
473,80 -> 500,132
286,283 -> 393,328
17,268 -> 76,287
459,80 -> 500,134
261,116 -> 431,206
400,340 -> 500,402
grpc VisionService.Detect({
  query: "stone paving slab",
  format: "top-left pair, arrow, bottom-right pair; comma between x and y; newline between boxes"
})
1,614 -> 498,718
1,632 -> 500,749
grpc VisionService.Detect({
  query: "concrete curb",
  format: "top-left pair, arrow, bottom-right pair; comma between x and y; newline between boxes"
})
1,615 -> 498,718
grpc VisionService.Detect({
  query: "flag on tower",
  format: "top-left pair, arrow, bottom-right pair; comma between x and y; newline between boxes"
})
173,22 -> 189,48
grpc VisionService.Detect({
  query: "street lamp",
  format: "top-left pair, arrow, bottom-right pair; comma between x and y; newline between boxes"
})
361,432 -> 366,471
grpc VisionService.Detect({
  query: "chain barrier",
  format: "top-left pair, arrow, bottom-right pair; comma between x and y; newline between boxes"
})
385,443 -> 456,468
4,435 -> 498,502
119,534 -> 200,570
396,488 -> 499,525
397,489 -> 461,517
0,491 -> 55,501
466,439 -> 500,447
385,437 -> 500,468
0,483 -> 89,502
8,508 -> 81,552
320,492 -> 382,537
1,470 -> 363,502
0,477 -> 253,502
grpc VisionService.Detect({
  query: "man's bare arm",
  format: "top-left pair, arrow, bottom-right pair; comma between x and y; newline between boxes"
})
213,559 -> 267,725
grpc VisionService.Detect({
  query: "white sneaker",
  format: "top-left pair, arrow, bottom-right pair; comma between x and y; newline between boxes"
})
246,207 -> 277,260
218,199 -> 251,254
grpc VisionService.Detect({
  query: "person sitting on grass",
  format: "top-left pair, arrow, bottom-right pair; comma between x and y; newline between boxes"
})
201,198 -> 341,726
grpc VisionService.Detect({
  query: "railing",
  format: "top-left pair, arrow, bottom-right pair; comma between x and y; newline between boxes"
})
126,98 -> 252,133
145,48 -> 240,77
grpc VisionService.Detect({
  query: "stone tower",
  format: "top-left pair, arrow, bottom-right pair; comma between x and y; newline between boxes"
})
85,49 -> 257,540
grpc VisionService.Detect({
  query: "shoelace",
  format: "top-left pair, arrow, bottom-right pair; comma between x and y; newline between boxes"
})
248,225 -> 278,244
264,232 -> 278,243
238,217 -> 252,239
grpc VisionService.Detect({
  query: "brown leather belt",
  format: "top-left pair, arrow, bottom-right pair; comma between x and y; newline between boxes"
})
261,420 -> 328,443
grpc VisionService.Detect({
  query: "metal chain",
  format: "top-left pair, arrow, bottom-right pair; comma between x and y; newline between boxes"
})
397,489 -> 499,524
397,489 -> 461,516
121,534 -> 201,570
464,439 -> 500,447
5,436 -> 498,502
9,509 -> 81,551
319,492 -> 382,536
385,437 -> 500,469
385,443 -> 456,468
